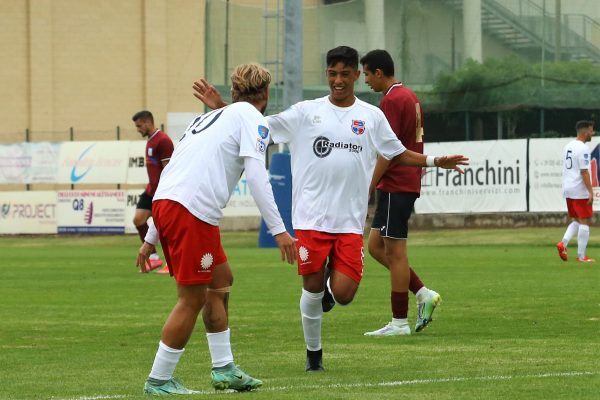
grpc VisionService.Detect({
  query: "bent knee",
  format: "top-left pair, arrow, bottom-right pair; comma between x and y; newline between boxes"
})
332,291 -> 355,306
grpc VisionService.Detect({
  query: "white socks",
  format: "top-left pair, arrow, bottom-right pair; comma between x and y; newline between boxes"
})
207,329 -> 234,368
148,341 -> 184,381
578,224 -> 590,258
415,287 -> 429,303
391,318 -> 408,327
300,289 -> 323,351
562,221 -> 580,246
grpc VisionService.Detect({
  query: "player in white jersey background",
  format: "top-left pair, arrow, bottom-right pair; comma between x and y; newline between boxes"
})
556,120 -> 596,263
136,63 -> 296,394
193,46 -> 468,372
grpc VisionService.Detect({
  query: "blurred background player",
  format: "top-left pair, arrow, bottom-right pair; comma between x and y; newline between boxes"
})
557,120 -> 596,263
360,49 -> 441,336
137,63 -> 296,394
131,110 -> 174,273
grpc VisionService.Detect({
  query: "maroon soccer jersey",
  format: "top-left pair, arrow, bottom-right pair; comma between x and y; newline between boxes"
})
145,130 -> 174,196
377,83 -> 424,194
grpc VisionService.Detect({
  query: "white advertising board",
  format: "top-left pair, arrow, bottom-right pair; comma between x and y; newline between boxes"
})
125,190 -> 147,235
57,141 -> 129,184
416,139 -> 527,213
126,141 -> 148,184
56,190 -> 126,234
0,191 -> 57,234
0,142 -> 60,184
529,137 -> 600,212
167,112 -> 198,142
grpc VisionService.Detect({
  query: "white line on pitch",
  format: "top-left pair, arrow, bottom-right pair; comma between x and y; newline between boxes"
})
60,371 -> 598,399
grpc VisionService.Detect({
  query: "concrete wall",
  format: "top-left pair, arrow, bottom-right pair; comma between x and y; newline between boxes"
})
0,0 -> 205,144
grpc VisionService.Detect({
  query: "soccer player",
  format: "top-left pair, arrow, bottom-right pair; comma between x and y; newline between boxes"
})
556,120 -> 596,263
359,49 -> 441,336
131,110 -> 174,273
136,63 -> 297,394
193,46 -> 468,372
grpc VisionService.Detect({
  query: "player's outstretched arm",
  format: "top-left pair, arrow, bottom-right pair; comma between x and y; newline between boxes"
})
433,154 -> 470,173
395,150 -> 469,173
274,232 -> 297,265
193,78 -> 228,110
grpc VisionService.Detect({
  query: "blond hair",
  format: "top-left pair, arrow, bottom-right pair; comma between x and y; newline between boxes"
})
230,63 -> 271,103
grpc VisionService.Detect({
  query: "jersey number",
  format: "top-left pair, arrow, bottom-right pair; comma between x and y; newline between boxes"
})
565,150 -> 573,169
180,109 -> 224,141
416,103 -> 424,143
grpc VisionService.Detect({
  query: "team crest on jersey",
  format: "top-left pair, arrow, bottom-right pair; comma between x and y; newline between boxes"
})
258,125 -> 269,139
256,139 -> 267,154
351,120 -> 365,135
147,148 -> 153,156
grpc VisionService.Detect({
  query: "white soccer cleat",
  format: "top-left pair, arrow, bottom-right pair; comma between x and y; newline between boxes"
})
364,322 -> 411,337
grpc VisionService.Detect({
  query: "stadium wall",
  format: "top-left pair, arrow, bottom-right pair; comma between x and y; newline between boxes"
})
3,136 -> 600,233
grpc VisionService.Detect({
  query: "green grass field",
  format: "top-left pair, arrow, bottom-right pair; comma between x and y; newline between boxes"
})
1,228 -> 599,399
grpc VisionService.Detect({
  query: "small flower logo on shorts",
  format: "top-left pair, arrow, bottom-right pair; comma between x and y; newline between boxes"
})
200,253 -> 214,270
298,246 -> 309,263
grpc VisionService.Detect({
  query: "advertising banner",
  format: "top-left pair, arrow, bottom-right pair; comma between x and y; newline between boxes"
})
0,191 -> 57,234
125,190 -> 146,235
416,139 -> 527,213
0,142 -> 60,184
126,141 -> 148,184
529,137 -> 600,212
57,141 -> 129,184
56,190 -> 126,234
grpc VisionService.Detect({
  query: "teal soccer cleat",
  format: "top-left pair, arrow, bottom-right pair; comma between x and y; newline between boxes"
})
143,378 -> 199,395
211,364 -> 263,392
415,290 -> 442,332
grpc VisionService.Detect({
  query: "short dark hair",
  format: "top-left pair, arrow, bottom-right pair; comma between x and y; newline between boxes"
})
326,46 -> 359,69
360,49 -> 395,77
576,120 -> 594,131
132,110 -> 154,123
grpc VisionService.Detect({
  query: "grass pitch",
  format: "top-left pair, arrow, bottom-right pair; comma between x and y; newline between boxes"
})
0,228 -> 598,399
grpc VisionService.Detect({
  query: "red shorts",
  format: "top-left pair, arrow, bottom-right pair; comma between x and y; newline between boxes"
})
566,198 -> 593,219
295,230 -> 364,284
152,199 -> 227,285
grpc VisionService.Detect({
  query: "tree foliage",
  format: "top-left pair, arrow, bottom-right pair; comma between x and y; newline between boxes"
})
430,56 -> 600,112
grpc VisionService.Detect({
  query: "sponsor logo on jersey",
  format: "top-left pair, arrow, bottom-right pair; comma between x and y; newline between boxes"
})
312,136 -> 363,158
256,139 -> 267,154
351,120 -> 365,135
258,125 -> 269,139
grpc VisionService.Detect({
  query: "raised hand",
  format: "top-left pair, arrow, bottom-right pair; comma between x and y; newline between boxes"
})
193,78 -> 227,110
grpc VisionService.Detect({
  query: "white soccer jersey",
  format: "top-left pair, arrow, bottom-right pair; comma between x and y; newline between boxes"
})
268,96 -> 406,234
153,102 -> 272,225
562,139 -> 592,199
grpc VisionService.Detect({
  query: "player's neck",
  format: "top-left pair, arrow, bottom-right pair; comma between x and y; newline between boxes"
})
383,78 -> 400,95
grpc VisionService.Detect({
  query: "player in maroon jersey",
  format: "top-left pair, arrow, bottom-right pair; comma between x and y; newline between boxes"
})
132,110 -> 174,273
360,50 -> 441,336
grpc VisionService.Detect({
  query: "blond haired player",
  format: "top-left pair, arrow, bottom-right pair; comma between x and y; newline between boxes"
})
137,63 -> 296,394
